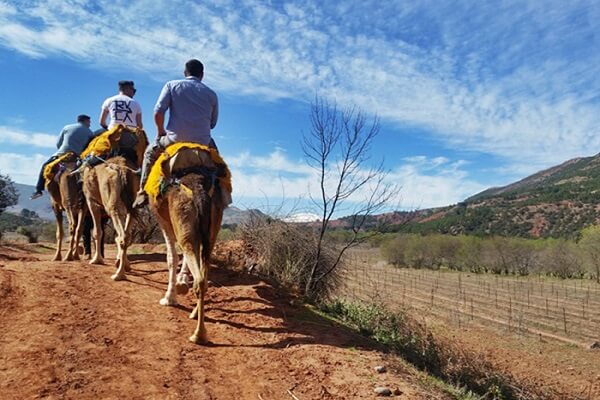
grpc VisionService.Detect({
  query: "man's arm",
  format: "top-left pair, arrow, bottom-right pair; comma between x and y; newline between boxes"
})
99,108 -> 109,130
154,111 -> 166,137
154,83 -> 171,138
210,94 -> 219,129
136,112 -> 143,129
56,128 -> 66,149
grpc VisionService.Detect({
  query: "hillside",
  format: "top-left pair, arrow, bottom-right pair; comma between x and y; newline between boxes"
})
387,153 -> 600,238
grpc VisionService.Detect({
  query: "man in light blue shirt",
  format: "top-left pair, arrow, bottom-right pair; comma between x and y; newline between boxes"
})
133,59 -> 219,207
31,114 -> 96,199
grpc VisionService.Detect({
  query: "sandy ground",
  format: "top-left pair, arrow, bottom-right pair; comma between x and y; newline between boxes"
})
0,243 -> 449,400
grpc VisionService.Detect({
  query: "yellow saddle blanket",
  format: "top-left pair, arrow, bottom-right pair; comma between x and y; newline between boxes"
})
144,142 -> 232,203
43,152 -> 77,187
80,125 -> 149,168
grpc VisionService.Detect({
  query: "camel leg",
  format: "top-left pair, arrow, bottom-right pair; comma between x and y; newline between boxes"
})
51,206 -> 63,262
110,210 -> 129,281
159,228 -> 180,306
88,203 -> 105,265
183,242 -> 208,344
70,208 -> 85,261
123,213 -> 133,273
175,254 -> 190,295
63,209 -> 77,261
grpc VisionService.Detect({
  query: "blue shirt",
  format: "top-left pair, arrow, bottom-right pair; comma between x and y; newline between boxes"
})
154,76 -> 218,145
55,123 -> 96,156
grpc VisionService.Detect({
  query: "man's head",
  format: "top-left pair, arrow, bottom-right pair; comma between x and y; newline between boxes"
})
184,59 -> 204,79
118,80 -> 136,97
77,114 -> 91,128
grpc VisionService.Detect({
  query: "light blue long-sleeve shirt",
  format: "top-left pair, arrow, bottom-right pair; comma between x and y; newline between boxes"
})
154,76 -> 218,145
55,122 -> 96,156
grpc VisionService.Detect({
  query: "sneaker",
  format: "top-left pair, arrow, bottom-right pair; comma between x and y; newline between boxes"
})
30,191 -> 43,200
132,192 -> 148,208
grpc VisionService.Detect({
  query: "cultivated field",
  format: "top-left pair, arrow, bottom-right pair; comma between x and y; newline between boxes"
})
342,248 -> 600,346
338,247 -> 600,398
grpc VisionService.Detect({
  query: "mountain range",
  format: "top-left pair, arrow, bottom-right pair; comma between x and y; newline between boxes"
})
387,153 -> 600,238
6,183 -> 266,226
8,152 -> 600,238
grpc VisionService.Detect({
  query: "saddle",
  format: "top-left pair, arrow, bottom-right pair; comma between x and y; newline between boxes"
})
145,142 -> 232,205
43,152 -> 78,187
80,125 -> 149,168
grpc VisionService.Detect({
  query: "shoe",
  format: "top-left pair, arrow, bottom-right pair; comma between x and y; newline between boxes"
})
132,192 -> 148,208
30,191 -> 43,200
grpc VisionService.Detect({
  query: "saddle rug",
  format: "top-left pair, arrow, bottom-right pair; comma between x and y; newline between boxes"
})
80,125 -> 148,168
145,142 -> 232,204
43,151 -> 76,187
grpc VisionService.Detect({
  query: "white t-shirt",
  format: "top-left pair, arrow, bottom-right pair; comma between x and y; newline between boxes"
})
101,94 -> 142,129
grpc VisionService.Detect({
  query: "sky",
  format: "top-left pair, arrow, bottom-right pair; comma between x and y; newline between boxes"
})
0,0 -> 599,216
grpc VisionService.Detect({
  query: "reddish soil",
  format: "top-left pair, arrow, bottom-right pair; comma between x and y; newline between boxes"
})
0,244 -> 448,400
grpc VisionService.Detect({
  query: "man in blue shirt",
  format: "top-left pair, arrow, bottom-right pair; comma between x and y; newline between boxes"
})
133,59 -> 219,207
31,114 -> 96,199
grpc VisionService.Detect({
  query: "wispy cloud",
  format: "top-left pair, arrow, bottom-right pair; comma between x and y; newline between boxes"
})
0,1 -> 599,172
0,125 -> 56,148
0,152 -> 47,184
228,149 -> 486,211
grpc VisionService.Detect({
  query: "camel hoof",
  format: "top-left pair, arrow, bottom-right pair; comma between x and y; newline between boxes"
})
159,297 -> 178,306
90,258 -> 105,265
175,282 -> 189,295
51,256 -> 60,262
189,333 -> 207,345
62,255 -> 73,262
111,273 -> 126,281
124,263 -> 132,273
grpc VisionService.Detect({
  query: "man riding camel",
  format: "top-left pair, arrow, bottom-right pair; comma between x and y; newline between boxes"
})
99,80 -> 143,131
31,114 -> 96,200
133,59 -> 219,208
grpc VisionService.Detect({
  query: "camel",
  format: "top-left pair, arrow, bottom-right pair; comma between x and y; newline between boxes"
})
149,147 -> 226,344
82,156 -> 139,281
46,153 -> 86,261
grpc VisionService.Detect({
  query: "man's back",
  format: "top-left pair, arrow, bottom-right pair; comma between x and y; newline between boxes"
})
102,94 -> 142,129
155,77 -> 218,145
56,123 -> 94,156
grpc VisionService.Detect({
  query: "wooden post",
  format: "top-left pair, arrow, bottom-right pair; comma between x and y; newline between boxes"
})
562,307 -> 567,334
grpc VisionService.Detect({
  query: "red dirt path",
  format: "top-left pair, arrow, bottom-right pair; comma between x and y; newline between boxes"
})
0,244 -> 447,400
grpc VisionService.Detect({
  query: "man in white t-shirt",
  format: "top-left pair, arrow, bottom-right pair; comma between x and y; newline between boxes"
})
99,80 -> 143,130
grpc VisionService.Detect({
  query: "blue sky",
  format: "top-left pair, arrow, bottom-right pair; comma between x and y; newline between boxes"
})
0,0 -> 599,215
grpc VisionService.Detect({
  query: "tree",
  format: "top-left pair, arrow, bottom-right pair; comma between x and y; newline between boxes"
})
0,173 -> 18,215
302,96 -> 398,298
579,226 -> 600,283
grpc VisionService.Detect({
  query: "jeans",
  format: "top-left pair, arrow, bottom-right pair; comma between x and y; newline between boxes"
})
36,155 -> 58,192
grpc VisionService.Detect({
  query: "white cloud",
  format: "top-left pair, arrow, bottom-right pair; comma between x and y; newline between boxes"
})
0,1 -> 598,171
0,152 -> 47,184
227,149 -> 486,212
0,126 -> 56,148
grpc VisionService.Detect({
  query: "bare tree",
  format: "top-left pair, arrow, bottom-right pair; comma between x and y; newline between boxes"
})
302,96 -> 397,298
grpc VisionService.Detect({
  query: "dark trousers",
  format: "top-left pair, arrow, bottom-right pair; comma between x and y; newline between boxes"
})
82,215 -> 107,257
36,155 -> 58,192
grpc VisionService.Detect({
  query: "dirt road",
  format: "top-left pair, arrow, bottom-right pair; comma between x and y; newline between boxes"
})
0,244 -> 447,400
